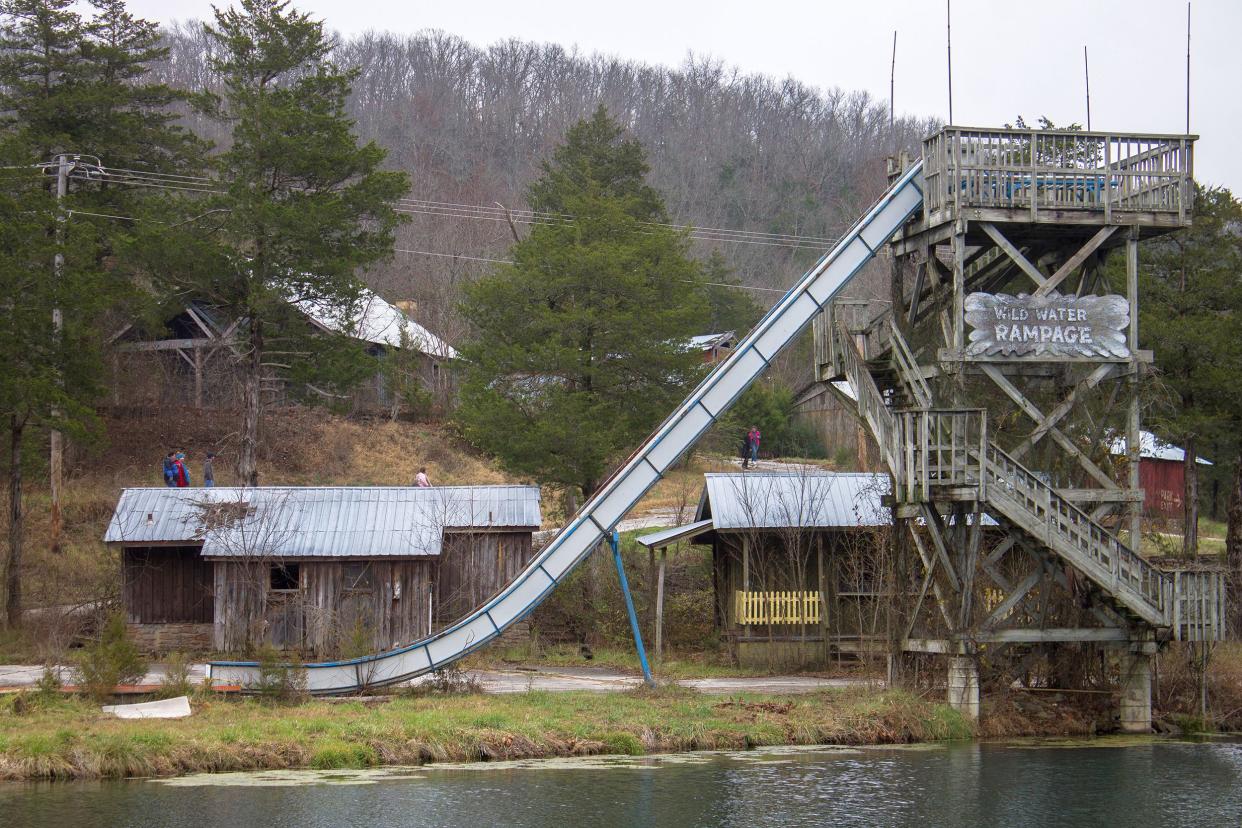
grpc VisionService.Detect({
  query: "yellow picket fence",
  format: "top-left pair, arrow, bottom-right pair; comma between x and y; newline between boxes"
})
734,590 -> 823,625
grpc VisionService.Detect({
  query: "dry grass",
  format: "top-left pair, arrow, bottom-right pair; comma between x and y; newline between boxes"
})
0,686 -> 971,780
0,407 -> 521,660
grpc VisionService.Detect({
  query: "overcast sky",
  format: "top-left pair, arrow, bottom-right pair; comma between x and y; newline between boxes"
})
129,0 -> 1241,190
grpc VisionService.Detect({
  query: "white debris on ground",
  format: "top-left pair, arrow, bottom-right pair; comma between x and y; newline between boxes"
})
101,695 -> 192,719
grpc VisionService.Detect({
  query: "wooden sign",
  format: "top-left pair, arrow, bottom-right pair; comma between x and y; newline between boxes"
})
964,292 -> 1130,358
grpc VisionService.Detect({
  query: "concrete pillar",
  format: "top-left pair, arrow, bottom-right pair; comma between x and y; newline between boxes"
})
1119,651 -> 1152,733
947,656 -> 980,720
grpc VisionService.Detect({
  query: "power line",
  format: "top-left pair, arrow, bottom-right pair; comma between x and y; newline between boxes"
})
393,247 -> 513,265
65,166 -> 842,251
56,203 -> 783,293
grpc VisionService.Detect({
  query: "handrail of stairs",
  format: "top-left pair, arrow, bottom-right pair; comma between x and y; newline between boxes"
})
982,441 -> 1169,626
887,318 -> 933,408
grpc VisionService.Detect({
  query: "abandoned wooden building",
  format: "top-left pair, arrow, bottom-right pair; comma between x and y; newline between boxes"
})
687,331 -> 737,364
1109,430 -> 1212,524
108,289 -> 456,413
104,485 -> 540,656
641,471 -> 896,670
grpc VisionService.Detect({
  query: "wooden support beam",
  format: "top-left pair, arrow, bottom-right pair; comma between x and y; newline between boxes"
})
982,569 -> 1043,630
907,261 -> 927,327
959,509 -> 983,628
920,505 -> 961,592
1058,488 -> 1144,503
118,338 -> 214,352
903,638 -> 952,654
184,305 -> 217,340
1034,225 -> 1119,297
1011,362 -> 1116,458
952,226 -> 966,351
973,627 -> 1129,643
981,365 -> 1118,489
979,222 -> 1047,289
908,527 -> 957,631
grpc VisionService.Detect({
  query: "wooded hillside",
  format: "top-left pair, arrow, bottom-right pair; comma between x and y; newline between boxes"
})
151,25 -> 938,365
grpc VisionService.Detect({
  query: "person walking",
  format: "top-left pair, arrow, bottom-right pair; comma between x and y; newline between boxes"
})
162,451 -> 176,486
415,467 -> 431,487
173,451 -> 191,487
204,452 -> 216,488
747,425 -> 761,467
739,432 -> 752,469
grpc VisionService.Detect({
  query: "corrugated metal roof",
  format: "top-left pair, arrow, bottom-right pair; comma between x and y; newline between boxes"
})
1109,430 -> 1213,465
635,519 -> 714,548
686,331 -> 736,351
698,472 -> 890,529
297,289 -> 458,359
104,485 -> 540,558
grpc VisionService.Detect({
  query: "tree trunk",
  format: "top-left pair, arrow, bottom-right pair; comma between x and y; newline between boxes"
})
1184,434 -> 1198,557
1226,451 -> 1242,637
5,417 -> 25,629
239,319 -> 263,486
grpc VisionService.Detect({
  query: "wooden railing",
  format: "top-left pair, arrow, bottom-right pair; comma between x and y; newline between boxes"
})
834,319 -> 902,474
895,409 -> 987,503
1168,569 -> 1228,642
982,442 -> 1169,626
887,319 -> 931,408
813,300 -> 891,382
735,590 -> 823,625
922,127 -> 1193,224
836,300 -> 1224,637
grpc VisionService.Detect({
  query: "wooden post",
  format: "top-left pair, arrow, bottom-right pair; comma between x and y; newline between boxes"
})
193,346 -> 204,410
1126,230 -> 1143,549
952,222 -> 966,353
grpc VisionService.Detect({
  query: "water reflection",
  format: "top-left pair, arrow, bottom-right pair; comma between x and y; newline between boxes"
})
2,741 -> 1240,828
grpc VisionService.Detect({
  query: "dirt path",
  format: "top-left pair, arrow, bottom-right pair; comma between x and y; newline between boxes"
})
0,662 -> 872,696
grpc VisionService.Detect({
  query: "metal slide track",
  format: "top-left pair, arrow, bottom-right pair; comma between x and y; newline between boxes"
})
207,162 -> 926,694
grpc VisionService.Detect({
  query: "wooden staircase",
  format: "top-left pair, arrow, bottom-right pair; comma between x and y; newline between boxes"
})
831,316 -> 1224,640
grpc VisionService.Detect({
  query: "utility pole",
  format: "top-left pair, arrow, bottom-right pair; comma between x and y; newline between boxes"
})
1083,46 -> 1092,130
49,153 -> 72,554
946,0 -> 954,124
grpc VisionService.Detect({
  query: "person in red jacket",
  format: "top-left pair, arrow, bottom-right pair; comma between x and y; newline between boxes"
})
746,426 -> 761,466
173,451 -> 191,487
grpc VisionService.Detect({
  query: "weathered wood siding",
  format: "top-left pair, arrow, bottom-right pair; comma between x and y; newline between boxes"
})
436,531 -> 534,626
212,559 -> 435,657
714,531 -> 884,646
123,546 -> 214,624
1140,458 -> 1185,521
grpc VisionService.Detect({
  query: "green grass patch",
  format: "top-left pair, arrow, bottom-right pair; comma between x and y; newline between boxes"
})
310,741 -> 378,770
0,687 -> 973,781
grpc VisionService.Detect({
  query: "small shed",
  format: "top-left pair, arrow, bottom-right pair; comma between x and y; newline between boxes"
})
687,331 -> 737,364
105,485 -> 540,656
1110,431 -> 1212,522
110,290 -> 456,412
640,471 -> 892,669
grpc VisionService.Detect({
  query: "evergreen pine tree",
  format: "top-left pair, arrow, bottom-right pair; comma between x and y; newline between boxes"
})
141,0 -> 407,484
1136,186 -> 1242,555
456,107 -> 708,499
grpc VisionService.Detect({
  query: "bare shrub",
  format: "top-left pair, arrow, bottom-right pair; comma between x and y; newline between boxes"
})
154,651 -> 195,699
402,663 -> 481,697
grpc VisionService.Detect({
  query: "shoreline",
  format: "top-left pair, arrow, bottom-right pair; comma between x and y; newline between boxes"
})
0,686 -> 981,782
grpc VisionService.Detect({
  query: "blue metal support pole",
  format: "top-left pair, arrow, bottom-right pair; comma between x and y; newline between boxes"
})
609,530 -> 655,686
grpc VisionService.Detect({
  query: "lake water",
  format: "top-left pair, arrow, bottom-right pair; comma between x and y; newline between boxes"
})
3,739 -> 1240,827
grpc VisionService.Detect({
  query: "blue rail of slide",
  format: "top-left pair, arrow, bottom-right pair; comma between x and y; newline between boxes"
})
208,161 -> 926,694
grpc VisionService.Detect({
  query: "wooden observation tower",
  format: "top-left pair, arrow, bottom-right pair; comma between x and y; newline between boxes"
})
813,126 -> 1226,730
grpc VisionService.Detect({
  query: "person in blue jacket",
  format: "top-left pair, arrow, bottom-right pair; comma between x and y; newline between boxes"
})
162,451 -> 176,486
